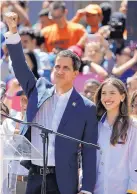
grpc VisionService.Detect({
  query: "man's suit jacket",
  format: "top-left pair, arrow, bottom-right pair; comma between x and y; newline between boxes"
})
7,42 -> 98,194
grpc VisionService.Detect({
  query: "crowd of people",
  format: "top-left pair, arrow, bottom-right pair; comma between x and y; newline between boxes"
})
0,1 -> 137,194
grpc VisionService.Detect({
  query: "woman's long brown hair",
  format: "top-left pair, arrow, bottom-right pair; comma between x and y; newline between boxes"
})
95,77 -> 129,145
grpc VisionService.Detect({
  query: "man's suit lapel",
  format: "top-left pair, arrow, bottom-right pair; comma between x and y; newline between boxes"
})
57,88 -> 80,133
20,86 -> 55,136
37,86 -> 55,108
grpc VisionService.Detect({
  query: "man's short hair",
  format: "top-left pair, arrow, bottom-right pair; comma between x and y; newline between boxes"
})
85,79 -> 101,86
56,50 -> 81,71
34,30 -> 45,46
50,1 -> 66,11
19,27 -> 35,40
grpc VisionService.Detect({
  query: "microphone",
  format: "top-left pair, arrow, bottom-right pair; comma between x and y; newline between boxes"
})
0,113 -> 100,150
0,81 -> 6,99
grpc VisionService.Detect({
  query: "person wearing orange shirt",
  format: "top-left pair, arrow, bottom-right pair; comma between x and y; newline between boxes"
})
41,1 -> 86,52
72,4 -> 103,34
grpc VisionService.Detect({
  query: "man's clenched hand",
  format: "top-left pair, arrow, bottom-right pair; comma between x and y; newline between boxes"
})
4,12 -> 18,34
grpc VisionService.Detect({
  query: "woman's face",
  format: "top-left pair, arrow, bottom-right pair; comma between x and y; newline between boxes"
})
101,83 -> 125,112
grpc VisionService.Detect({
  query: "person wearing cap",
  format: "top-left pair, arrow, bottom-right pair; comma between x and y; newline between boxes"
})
41,1 -> 86,52
71,4 -> 102,34
2,90 -> 28,194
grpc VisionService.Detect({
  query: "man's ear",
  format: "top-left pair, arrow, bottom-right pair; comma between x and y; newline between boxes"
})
74,70 -> 79,78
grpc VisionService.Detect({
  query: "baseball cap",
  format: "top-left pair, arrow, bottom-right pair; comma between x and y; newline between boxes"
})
85,4 -> 102,15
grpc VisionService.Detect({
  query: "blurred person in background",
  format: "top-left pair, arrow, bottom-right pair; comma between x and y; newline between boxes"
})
72,4 -> 102,34
100,2 -> 112,26
4,50 -> 40,112
83,79 -> 100,102
19,27 -> 35,51
42,0 -> 53,9
33,8 -> 54,30
38,8 -> 54,28
0,42 -> 12,82
2,90 -> 29,194
119,0 -> 128,15
127,76 -> 137,96
112,48 -> 137,83
1,0 -> 31,28
33,30 -> 52,79
41,1 -> 86,52
108,12 -> 126,53
4,78 -> 22,112
82,41 -> 108,78
78,33 -> 114,78
94,77 -> 137,194
130,90 -> 137,118
19,27 -> 50,77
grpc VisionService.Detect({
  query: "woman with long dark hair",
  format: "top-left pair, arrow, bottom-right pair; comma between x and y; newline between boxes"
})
94,77 -> 137,194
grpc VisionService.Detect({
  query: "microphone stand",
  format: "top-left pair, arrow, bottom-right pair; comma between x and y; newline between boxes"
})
1,113 -> 100,194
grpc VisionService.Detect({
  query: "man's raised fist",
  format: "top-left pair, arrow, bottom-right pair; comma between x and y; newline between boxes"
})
4,12 -> 18,34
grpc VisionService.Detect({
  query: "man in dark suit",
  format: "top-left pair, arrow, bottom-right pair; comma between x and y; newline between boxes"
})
4,12 -> 98,194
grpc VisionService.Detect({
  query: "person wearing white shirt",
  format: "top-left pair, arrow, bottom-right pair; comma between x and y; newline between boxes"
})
94,77 -> 137,194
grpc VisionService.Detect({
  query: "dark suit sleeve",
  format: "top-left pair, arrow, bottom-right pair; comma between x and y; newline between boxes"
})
81,103 -> 98,193
7,42 -> 36,97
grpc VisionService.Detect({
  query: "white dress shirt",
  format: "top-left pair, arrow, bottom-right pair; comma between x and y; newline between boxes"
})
31,88 -> 73,166
94,115 -> 137,194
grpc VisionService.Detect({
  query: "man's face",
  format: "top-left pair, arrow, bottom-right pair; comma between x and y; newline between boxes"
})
39,16 -> 53,28
51,56 -> 78,88
21,35 -> 34,50
83,82 -> 99,101
50,8 -> 65,22
86,13 -> 100,26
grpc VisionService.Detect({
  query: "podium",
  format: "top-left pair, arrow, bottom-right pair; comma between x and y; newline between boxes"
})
0,134 -> 42,194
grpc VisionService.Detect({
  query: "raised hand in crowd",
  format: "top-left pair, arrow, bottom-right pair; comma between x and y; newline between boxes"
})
4,11 -> 18,34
